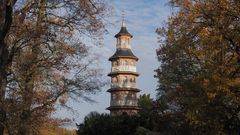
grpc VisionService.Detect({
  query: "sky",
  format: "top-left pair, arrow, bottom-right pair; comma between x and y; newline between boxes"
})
57,0 -> 172,128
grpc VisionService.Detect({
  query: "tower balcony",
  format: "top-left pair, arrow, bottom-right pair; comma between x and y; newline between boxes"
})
111,82 -> 136,88
112,65 -> 136,72
111,100 -> 138,106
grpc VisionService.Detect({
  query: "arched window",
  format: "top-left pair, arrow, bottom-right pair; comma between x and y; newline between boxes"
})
116,38 -> 120,48
130,78 -> 135,83
123,76 -> 128,87
122,39 -> 125,47
123,76 -> 128,82
130,61 -> 134,66
133,77 -> 136,82
123,60 -> 127,65
112,77 -> 117,83
128,100 -> 133,105
116,60 -> 119,66
112,93 -> 116,100
133,61 -> 136,66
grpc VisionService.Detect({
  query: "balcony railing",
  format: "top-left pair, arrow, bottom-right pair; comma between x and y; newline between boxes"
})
111,82 -> 136,88
111,100 -> 138,106
112,65 -> 136,72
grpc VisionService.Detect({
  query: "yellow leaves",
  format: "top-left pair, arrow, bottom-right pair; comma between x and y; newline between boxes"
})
31,63 -> 38,69
40,126 -> 75,135
227,78 -> 240,87
56,43 -> 77,56
158,0 -> 240,133
175,0 -> 193,9
59,94 -> 69,106
201,78 -> 218,100
167,30 -> 174,42
202,78 -> 209,88
207,92 -> 217,99
200,74 -> 231,100
199,27 -> 210,37
64,31 -> 73,37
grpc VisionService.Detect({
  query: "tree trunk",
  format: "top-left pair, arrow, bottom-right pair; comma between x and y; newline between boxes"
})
0,1 -> 13,135
17,1 -> 45,134
16,110 -> 31,135
0,40 -> 8,135
16,77 -> 34,135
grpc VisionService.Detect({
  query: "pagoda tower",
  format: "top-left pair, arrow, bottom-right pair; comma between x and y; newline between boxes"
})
107,16 -> 140,116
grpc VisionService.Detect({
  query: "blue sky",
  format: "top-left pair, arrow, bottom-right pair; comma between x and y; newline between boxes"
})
58,0 -> 172,128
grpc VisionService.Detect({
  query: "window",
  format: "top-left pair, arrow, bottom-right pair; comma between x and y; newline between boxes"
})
132,77 -> 136,82
116,76 -> 119,82
123,76 -> 128,82
126,60 -> 128,65
128,100 -> 133,105
117,38 -> 120,48
123,76 -> 128,87
122,40 -> 125,47
123,60 -> 127,65
118,38 -> 121,44
112,77 -> 117,83
112,94 -> 116,100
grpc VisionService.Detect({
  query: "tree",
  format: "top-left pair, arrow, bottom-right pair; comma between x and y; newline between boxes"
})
137,94 -> 157,132
78,94 -> 185,135
156,0 -> 240,134
138,94 -> 192,135
0,0 -> 108,135
138,94 -> 154,113
77,112 -> 142,135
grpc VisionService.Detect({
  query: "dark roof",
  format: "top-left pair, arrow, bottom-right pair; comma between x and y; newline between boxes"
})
115,26 -> 133,38
106,106 -> 140,111
107,88 -> 140,92
108,71 -> 139,77
109,49 -> 138,61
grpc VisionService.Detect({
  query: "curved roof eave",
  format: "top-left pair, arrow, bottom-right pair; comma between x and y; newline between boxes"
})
109,49 -> 138,61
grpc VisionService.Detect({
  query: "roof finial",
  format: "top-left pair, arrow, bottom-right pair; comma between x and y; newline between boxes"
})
122,10 -> 126,27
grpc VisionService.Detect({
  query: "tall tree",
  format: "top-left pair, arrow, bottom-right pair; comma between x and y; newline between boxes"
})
0,0 -> 108,135
156,0 -> 240,134
77,112 -> 142,135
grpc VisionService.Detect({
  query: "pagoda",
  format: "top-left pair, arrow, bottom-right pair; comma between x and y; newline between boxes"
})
107,16 -> 140,116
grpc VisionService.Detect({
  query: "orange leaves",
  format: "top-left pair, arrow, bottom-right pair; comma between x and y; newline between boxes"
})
59,94 -> 69,106
1,0 -> 108,134
199,27 -> 210,37
227,78 -> 240,88
59,44 -> 76,54
156,0 -> 240,133
172,0 -> 193,9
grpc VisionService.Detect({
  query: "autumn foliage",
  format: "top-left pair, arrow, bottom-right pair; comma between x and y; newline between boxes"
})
0,0 -> 108,135
156,0 -> 240,134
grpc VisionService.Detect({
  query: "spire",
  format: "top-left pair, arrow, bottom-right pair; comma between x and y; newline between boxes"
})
115,11 -> 133,38
122,10 -> 126,27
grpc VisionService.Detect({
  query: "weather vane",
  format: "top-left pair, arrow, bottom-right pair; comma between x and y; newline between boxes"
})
122,10 -> 126,27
